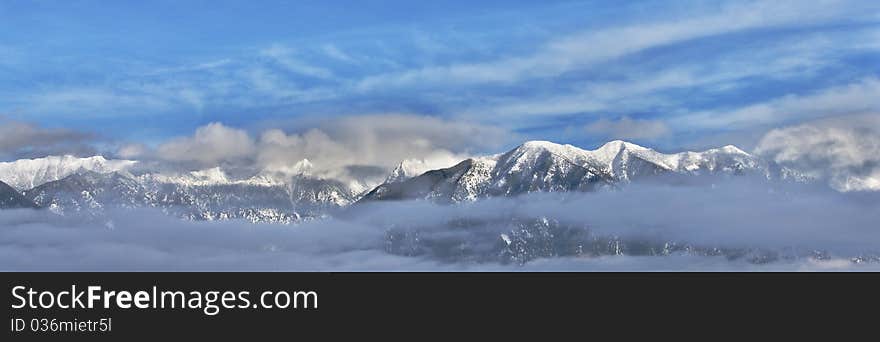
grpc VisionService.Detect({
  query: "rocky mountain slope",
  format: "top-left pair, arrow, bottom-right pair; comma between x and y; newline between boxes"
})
0,180 -> 37,209
0,140 -> 807,221
361,140 -> 770,203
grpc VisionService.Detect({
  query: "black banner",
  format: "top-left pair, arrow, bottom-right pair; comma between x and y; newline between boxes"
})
2,272 -> 878,340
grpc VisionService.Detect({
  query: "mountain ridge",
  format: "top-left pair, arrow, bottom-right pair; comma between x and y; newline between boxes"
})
361,140 -> 773,203
0,155 -> 137,191
0,140 -> 810,222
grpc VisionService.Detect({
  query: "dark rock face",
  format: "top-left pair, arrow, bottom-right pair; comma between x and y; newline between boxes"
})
0,180 -> 36,209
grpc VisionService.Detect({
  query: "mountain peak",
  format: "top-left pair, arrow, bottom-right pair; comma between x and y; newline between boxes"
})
189,167 -> 229,183
513,140 -> 582,157
520,140 -> 563,149
295,159 -> 314,172
362,139 -> 773,203
718,145 -> 749,155
596,140 -> 649,152
386,160 -> 418,183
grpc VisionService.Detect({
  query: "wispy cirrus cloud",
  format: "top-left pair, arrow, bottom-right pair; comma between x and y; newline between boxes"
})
260,44 -> 336,80
321,44 -> 357,64
22,88 -> 175,117
677,77 -> 880,130
355,0 -> 874,91
3,0 -> 878,152
458,26 -> 878,123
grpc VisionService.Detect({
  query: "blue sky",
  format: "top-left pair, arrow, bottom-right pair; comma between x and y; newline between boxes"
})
1,0 -> 879,157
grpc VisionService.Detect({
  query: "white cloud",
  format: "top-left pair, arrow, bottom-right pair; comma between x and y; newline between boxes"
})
3,179 -> 880,271
116,143 -> 150,159
142,115 -> 509,181
678,78 -> 880,130
14,1 -> 875,126
755,114 -> 880,191
255,114 -> 508,180
157,123 -> 256,166
457,28 -> 869,121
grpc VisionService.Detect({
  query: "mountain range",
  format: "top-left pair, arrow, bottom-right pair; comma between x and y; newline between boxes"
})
0,140 -> 805,221
0,155 -> 136,191
361,140 -> 789,202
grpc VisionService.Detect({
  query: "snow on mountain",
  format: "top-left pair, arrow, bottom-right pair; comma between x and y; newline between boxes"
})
504,140 -> 759,180
23,165 -> 359,222
385,160 -> 422,184
385,155 -> 469,184
146,167 -> 287,187
26,171 -> 147,215
0,155 -> 365,220
264,158 -> 315,176
0,140 -> 811,221
142,160 -> 360,208
147,167 -> 232,186
584,140 -> 760,180
361,140 -> 767,203
386,159 -> 447,183
0,155 -> 136,190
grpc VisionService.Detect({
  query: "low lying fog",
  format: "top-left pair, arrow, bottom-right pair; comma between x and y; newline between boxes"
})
1,177 -> 878,271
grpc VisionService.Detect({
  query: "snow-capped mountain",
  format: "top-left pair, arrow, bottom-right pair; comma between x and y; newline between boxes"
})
0,155 -> 136,191
0,152 -> 363,221
26,171 -> 147,215
0,180 -> 36,209
0,140 -> 809,222
385,159 -> 436,183
23,167 -> 360,223
384,156 -> 470,184
361,140 -> 768,203
145,167 -> 286,187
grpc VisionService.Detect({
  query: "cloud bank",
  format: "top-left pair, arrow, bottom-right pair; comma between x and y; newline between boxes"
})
756,114 -> 880,191
2,178 -> 878,271
157,122 -> 257,165
0,119 -> 96,160
132,114 -> 509,181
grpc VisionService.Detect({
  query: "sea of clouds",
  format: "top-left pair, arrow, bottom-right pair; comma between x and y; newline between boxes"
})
2,177 -> 878,271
